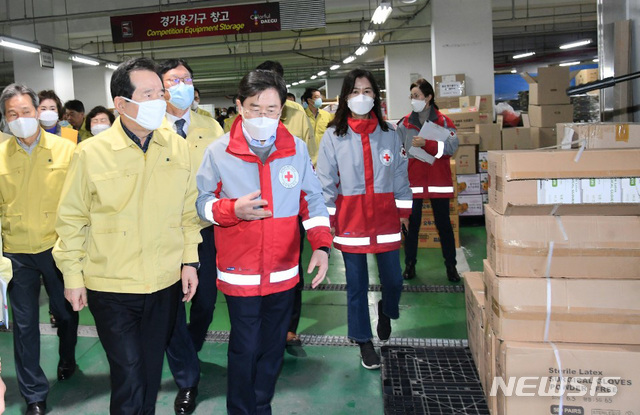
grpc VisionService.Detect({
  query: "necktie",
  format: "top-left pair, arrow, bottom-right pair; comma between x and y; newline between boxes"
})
175,119 -> 187,138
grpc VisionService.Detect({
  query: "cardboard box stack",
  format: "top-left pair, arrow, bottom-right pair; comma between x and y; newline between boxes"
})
464,145 -> 640,414
418,159 -> 460,248
522,66 -> 574,149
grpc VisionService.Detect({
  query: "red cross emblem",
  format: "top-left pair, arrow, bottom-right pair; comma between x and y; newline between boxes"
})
279,165 -> 299,188
284,171 -> 294,182
379,149 -> 393,166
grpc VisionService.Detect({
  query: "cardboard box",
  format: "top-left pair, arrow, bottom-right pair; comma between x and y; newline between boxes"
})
441,107 -> 479,131
487,149 -> 640,215
478,95 -> 494,113
477,112 -> 492,125
521,66 -> 571,105
494,340 -> 640,415
434,73 -> 465,99
484,327 -> 498,413
501,127 -> 532,150
484,260 -> 640,344
457,131 -> 480,145
476,123 -> 501,151
417,229 -> 460,248
480,173 -> 488,194
478,151 -> 489,173
530,126 -> 557,148
482,193 -> 488,206
485,205 -> 640,279
457,173 -> 481,195
437,96 -> 461,109
575,68 -> 598,85
557,122 -> 640,150
458,194 -> 483,216
419,212 -> 459,233
454,144 -> 477,174
464,272 -> 485,385
528,104 -> 573,128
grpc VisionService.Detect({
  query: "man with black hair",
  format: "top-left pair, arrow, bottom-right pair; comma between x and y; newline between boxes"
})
54,57 -> 201,414
192,87 -> 213,118
157,58 -> 224,415
63,99 -> 91,141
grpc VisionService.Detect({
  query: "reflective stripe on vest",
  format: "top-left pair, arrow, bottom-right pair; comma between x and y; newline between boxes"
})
333,236 -> 370,246
217,265 -> 299,285
428,186 -> 454,193
411,187 -> 424,194
302,216 -> 330,230
376,232 -> 402,244
395,199 -> 413,209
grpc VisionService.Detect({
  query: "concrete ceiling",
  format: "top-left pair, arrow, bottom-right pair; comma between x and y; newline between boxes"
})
0,0 -> 597,97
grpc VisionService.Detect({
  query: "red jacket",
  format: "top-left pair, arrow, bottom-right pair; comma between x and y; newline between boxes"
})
396,109 -> 458,199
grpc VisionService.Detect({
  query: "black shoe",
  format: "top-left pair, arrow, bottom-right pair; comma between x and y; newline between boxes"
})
174,386 -> 198,414
402,263 -> 416,280
358,341 -> 381,370
49,312 -> 57,328
57,360 -> 77,381
446,265 -> 461,283
25,401 -> 46,415
376,300 -> 391,342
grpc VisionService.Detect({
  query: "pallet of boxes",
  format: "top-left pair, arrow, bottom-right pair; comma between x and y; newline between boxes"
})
464,136 -> 640,414
434,73 -> 495,218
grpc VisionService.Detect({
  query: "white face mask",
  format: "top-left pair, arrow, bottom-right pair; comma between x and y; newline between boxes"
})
242,115 -> 279,143
38,110 -> 59,128
9,117 -> 40,139
122,97 -> 167,131
190,100 -> 199,111
347,94 -> 375,115
411,99 -> 427,113
91,123 -> 110,136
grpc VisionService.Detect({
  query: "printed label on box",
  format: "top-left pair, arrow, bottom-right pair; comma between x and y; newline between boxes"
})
621,178 -> 640,203
458,194 -> 484,216
439,82 -> 464,97
537,179 -> 581,204
480,173 -> 489,194
457,174 -> 482,195
581,178 -> 622,203
478,151 -> 489,172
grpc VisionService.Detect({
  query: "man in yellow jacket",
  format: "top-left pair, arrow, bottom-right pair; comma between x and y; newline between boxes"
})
301,87 -> 334,149
53,58 -> 202,414
157,58 -> 224,415
0,84 -> 79,415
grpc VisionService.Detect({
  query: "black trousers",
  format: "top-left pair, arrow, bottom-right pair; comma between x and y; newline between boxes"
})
88,282 -> 180,415
6,249 -> 78,404
226,288 -> 295,415
288,219 -> 305,334
404,198 -> 457,268
166,226 -> 218,388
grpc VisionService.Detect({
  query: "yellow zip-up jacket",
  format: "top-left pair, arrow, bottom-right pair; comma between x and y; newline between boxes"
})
223,114 -> 238,133
0,130 -> 76,254
160,110 -> 224,228
1,233 -> 13,284
53,118 -> 202,294
281,100 -> 317,164
196,107 -> 213,118
304,107 -> 334,150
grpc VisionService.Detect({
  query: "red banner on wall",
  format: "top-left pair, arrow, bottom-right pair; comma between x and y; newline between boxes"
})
110,3 -> 280,43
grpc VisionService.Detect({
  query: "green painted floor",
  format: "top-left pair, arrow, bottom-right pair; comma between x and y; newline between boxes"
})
0,222 -> 487,414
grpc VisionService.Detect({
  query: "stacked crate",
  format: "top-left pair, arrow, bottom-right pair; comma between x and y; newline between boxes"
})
464,147 -> 640,414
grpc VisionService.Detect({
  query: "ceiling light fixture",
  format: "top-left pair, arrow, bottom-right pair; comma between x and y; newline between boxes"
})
343,55 -> 356,64
510,69 -> 517,74
0,36 -> 40,53
105,63 -> 119,70
355,46 -> 368,56
299,80 -> 306,84
310,75 -> 317,80
330,64 -> 341,70
592,58 -> 599,63
371,1 -> 392,25
71,55 -> 100,66
292,82 -> 299,86
286,84 -> 291,88
362,31 -> 376,45
559,39 -> 591,50
317,70 -> 327,76
559,61 -> 581,67
512,51 -> 535,59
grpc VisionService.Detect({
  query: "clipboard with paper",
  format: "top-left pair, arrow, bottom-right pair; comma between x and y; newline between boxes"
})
408,121 -> 453,165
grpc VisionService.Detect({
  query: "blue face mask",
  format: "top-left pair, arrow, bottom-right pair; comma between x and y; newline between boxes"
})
313,98 -> 323,108
168,82 -> 195,110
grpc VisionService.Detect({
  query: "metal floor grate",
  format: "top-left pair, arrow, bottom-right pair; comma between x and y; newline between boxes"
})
304,283 -> 464,293
381,346 -> 489,415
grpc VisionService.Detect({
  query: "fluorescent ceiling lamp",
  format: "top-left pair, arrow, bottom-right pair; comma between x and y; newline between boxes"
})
401,0 -> 417,3
510,69 -> 517,74
593,58 -> 599,63
317,70 -> 327,76
71,55 -> 100,66
286,84 -> 291,88
362,31 -> 376,45
371,1 -> 392,24
355,46 -> 368,56
330,64 -> 341,70
343,55 -> 356,64
310,75 -> 317,80
292,82 -> 299,86
512,51 -> 535,59
559,39 -> 591,50
105,63 -> 118,70
559,61 -> 581,67
299,80 -> 306,84
0,37 -> 40,53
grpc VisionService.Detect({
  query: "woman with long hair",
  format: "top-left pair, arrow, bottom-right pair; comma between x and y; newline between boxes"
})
316,68 -> 412,369
396,78 -> 460,282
